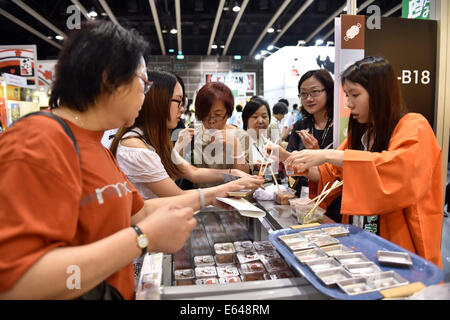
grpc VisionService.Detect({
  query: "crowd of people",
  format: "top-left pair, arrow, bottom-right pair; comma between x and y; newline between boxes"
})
0,20 -> 444,300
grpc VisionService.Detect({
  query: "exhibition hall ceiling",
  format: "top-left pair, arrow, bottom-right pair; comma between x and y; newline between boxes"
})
0,0 -> 402,60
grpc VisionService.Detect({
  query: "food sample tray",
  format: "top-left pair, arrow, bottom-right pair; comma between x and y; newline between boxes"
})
269,223 -> 443,300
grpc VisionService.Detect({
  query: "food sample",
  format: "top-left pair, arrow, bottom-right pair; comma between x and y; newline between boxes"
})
275,189 -> 296,205
236,251 -> 260,264
217,265 -> 240,278
267,270 -> 295,280
345,262 -> 382,277
214,242 -> 236,263
306,257 -> 341,273
368,271 -> 409,290
253,240 -> 275,252
233,241 -> 255,252
195,266 -> 218,278
337,277 -> 377,295
174,268 -> 195,286
240,262 -> 266,281
195,277 -> 219,285
194,255 -> 215,267
260,257 -> 289,273
321,226 -> 350,237
219,276 -> 242,284
320,244 -> 353,257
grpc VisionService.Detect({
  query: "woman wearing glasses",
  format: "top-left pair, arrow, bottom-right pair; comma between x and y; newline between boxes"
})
287,69 -> 334,153
271,57 -> 443,267
111,71 -> 262,201
184,82 -> 250,187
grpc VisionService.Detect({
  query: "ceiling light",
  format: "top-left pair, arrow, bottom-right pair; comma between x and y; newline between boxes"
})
168,49 -> 175,53
233,55 -> 242,60
211,44 -> 218,49
267,45 -> 280,51
170,27 -> 178,34
176,54 -> 184,60
55,35 -> 64,40
260,50 -> 267,55
315,39 -> 324,46
87,9 -> 97,18
326,41 -> 334,47
267,27 -> 274,33
255,54 -> 261,60
232,2 -> 241,12
220,45 -> 225,48
297,40 -> 306,46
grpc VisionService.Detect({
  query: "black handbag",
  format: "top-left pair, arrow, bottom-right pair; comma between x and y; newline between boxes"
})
15,111 -> 124,300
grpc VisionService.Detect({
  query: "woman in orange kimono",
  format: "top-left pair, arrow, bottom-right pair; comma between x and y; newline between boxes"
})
272,56 -> 443,268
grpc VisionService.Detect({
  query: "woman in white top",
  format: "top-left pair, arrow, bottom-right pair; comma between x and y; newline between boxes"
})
110,71 -> 263,201
241,97 -> 273,175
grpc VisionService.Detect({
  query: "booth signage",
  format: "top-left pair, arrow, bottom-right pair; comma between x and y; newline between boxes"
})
2,73 -> 27,87
402,0 -> 430,20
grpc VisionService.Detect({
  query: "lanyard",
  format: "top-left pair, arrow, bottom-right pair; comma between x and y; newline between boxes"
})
312,118 -> 333,149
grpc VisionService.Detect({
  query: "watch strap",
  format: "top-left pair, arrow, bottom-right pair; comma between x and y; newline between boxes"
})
132,225 -> 147,256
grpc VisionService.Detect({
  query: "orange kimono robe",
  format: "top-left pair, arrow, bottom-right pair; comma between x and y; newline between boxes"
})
309,113 -> 443,268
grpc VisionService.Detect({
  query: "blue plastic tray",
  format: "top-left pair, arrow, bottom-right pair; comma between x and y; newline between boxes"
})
269,224 -> 444,300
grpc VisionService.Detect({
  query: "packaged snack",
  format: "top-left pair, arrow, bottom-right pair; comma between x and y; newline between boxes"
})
257,250 -> 281,260
219,276 -> 242,284
194,255 -> 215,267
275,188 -> 296,205
195,277 -> 219,285
233,241 -> 255,252
174,268 -> 195,286
195,266 -> 218,278
236,251 -> 260,264
321,225 -> 350,237
268,270 -> 295,280
240,262 -> 266,281
253,240 -> 275,252
260,257 -> 289,273
217,265 -> 240,278
214,242 -> 236,263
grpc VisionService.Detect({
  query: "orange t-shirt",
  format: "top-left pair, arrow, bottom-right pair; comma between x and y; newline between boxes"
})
0,114 -> 144,299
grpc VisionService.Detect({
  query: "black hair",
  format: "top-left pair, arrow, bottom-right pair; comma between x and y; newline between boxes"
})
49,20 -> 149,111
293,104 -> 298,110
272,102 -> 288,115
242,98 -> 271,130
278,98 -> 289,107
297,69 -> 334,119
236,105 -> 243,112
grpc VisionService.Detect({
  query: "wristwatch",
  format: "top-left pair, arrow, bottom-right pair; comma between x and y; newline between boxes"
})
132,225 -> 149,257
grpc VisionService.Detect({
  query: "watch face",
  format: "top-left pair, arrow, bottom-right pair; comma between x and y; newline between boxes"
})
137,235 -> 149,248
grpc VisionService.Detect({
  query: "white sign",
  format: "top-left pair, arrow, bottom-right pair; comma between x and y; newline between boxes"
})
2,73 -> 27,87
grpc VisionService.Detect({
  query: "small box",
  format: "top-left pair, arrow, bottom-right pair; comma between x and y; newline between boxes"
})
174,269 -> 195,286
219,276 -> 242,284
194,255 -> 215,267
195,277 -> 219,285
195,266 -> 217,278
214,242 -> 236,264
253,240 -> 275,252
267,270 -> 295,280
240,262 -> 266,281
217,265 -> 240,278
233,241 -> 255,252
337,277 -> 377,295
236,251 -> 260,264
335,252 -> 370,266
315,267 -> 353,286
377,250 -> 413,267
260,257 -> 289,273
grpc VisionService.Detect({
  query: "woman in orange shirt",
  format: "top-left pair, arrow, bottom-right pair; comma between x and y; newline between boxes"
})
271,56 -> 443,267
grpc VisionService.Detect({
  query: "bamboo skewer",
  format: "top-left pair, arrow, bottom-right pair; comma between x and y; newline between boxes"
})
269,165 -> 280,192
304,180 -> 343,222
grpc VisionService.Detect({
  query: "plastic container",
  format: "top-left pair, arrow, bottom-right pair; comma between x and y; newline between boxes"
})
233,241 -> 255,252
253,240 -> 275,252
240,262 -> 266,281
195,266 -> 217,278
217,265 -> 240,278
236,251 -> 260,264
275,188 -> 296,205
195,277 -> 219,285
194,255 -> 215,267
219,276 -> 242,284
292,198 -> 326,224
174,268 -> 195,286
285,164 -> 308,176
214,242 -> 236,264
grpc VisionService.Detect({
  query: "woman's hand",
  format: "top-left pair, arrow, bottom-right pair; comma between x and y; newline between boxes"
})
265,143 -> 291,162
284,149 -> 344,173
174,128 -> 194,151
297,130 -> 319,149
230,169 -> 252,179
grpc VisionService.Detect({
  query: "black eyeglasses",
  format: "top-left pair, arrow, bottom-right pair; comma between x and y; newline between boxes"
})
171,97 -> 187,110
135,74 -> 152,94
204,114 -> 227,122
298,89 -> 326,99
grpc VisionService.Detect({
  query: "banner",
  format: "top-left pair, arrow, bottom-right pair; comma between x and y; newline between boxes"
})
0,45 -> 38,88
204,72 -> 256,96
37,60 -> 57,88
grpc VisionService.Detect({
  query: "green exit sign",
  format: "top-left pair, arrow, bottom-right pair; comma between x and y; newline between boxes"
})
233,55 -> 242,60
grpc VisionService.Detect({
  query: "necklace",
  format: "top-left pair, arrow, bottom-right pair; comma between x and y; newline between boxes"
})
54,107 -> 84,128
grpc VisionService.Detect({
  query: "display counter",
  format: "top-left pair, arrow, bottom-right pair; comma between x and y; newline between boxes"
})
137,199 -> 329,300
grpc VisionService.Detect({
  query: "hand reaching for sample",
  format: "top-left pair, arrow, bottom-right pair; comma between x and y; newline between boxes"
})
174,128 -> 194,151
298,130 -> 319,149
264,142 -> 291,162
139,203 -> 197,253
284,149 -> 331,172
230,168 -> 252,179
